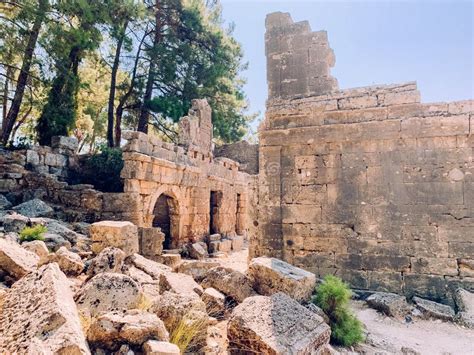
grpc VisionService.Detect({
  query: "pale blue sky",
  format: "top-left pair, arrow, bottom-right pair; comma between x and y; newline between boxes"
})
220,0 -> 474,127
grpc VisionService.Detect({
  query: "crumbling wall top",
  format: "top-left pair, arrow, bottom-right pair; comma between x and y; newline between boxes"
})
265,12 -> 338,101
178,99 -> 213,154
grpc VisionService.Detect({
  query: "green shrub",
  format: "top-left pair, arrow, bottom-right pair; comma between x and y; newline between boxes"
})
313,275 -> 364,347
20,225 -> 47,242
78,145 -> 124,192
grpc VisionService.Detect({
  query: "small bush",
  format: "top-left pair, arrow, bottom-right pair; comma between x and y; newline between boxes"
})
78,145 -> 124,192
313,275 -> 364,347
20,225 -> 47,242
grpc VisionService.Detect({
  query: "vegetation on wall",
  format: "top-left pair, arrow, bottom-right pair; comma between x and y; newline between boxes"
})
0,0 -> 254,149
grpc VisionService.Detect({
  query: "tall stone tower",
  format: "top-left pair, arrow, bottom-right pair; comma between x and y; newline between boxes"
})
265,12 -> 338,100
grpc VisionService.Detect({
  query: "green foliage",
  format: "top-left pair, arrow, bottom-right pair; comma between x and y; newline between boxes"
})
313,275 -> 364,347
80,145 -> 124,192
20,225 -> 47,242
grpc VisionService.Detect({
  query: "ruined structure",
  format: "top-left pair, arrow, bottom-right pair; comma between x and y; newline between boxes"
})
254,12 -> 474,304
115,99 -> 255,249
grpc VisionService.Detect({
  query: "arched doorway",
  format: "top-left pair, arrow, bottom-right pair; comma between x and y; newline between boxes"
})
152,194 -> 179,249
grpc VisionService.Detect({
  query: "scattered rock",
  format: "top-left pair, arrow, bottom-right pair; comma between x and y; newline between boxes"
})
87,247 -> 126,279
0,263 -> 90,354
87,309 -> 169,350
366,292 -> 411,318
454,288 -> 474,329
413,296 -> 454,321
201,266 -> 256,303
305,302 -> 330,323
156,253 -> 182,269
229,235 -> 244,251
228,293 -> 330,354
2,212 -> 29,233
51,246 -> 84,276
12,198 -> 53,218
0,194 -> 12,210
91,221 -> 139,256
22,240 -> 49,263
208,239 -> 232,253
143,340 -> 180,355
176,260 -> 219,282
75,273 -> 143,318
72,221 -> 91,236
41,218 -> 82,243
159,271 -> 203,297
0,238 -> 39,280
43,232 -> 71,251
248,256 -> 317,302
127,253 -> 171,279
151,291 -> 209,344
188,242 -> 208,260
202,287 -> 226,318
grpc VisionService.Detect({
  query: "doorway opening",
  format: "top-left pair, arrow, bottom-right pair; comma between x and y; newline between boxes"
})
210,191 -> 223,234
153,194 -> 178,249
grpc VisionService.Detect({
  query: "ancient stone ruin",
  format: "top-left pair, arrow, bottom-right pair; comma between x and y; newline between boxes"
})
253,12 -> 474,305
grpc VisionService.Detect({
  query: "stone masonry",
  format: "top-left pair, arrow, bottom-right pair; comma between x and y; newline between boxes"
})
253,12 -> 474,305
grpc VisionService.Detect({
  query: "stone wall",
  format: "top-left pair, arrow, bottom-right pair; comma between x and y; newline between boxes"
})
254,12 -> 474,305
214,141 -> 259,175
118,100 -> 254,248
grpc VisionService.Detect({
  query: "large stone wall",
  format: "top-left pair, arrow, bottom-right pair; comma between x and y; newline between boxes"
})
214,141 -> 259,175
254,12 -> 474,305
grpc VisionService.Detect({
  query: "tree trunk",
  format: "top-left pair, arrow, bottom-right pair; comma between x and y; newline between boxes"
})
107,20 -> 128,147
1,0 -> 48,145
137,0 -> 161,134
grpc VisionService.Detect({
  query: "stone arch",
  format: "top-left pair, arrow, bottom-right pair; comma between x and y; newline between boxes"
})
147,185 -> 183,249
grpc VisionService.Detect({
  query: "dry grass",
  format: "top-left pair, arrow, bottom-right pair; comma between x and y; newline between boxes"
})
169,313 -> 208,353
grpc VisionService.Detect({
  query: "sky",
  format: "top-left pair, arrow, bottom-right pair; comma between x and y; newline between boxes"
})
220,0 -> 474,129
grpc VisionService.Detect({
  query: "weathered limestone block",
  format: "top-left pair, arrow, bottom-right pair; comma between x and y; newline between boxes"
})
0,194 -> 12,209
127,253 -> 172,279
0,263 -> 90,354
2,212 -> 29,233
51,135 -> 79,152
12,198 -> 54,218
156,253 -> 182,269
454,288 -> 474,313
413,296 -> 454,321
248,257 -> 317,302
160,270 -> 204,297
87,309 -> 169,350
0,238 -> 39,280
209,239 -> 232,253
177,260 -> 220,282
188,242 -> 208,260
139,227 -> 165,260
75,273 -> 143,318
151,291 -> 208,332
22,240 -> 49,264
366,292 -> 411,318
90,221 -> 139,256
228,293 -> 330,354
86,247 -> 126,278
202,287 -> 226,318
143,340 -> 180,355
201,266 -> 256,303
230,235 -> 244,251
49,246 -> 84,276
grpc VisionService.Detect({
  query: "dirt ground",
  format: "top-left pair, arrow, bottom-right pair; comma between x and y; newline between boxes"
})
210,247 -> 474,355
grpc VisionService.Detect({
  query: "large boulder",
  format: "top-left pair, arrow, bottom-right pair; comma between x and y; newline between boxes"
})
48,246 -> 84,276
86,247 -> 126,279
127,253 -> 172,279
151,291 -> 208,332
0,263 -> 90,354
177,260 -> 219,282
202,287 -> 226,318
90,221 -> 139,256
248,257 -> 317,302
454,288 -> 474,329
188,242 -> 208,260
228,293 -> 330,354
75,273 -> 143,318
43,232 -> 72,251
2,212 -> 29,233
0,194 -> 12,210
201,266 -> 256,303
159,271 -> 203,297
413,296 -> 455,321
0,238 -> 39,280
366,292 -> 411,318
12,198 -> 54,218
87,309 -> 169,351
22,240 -> 49,263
